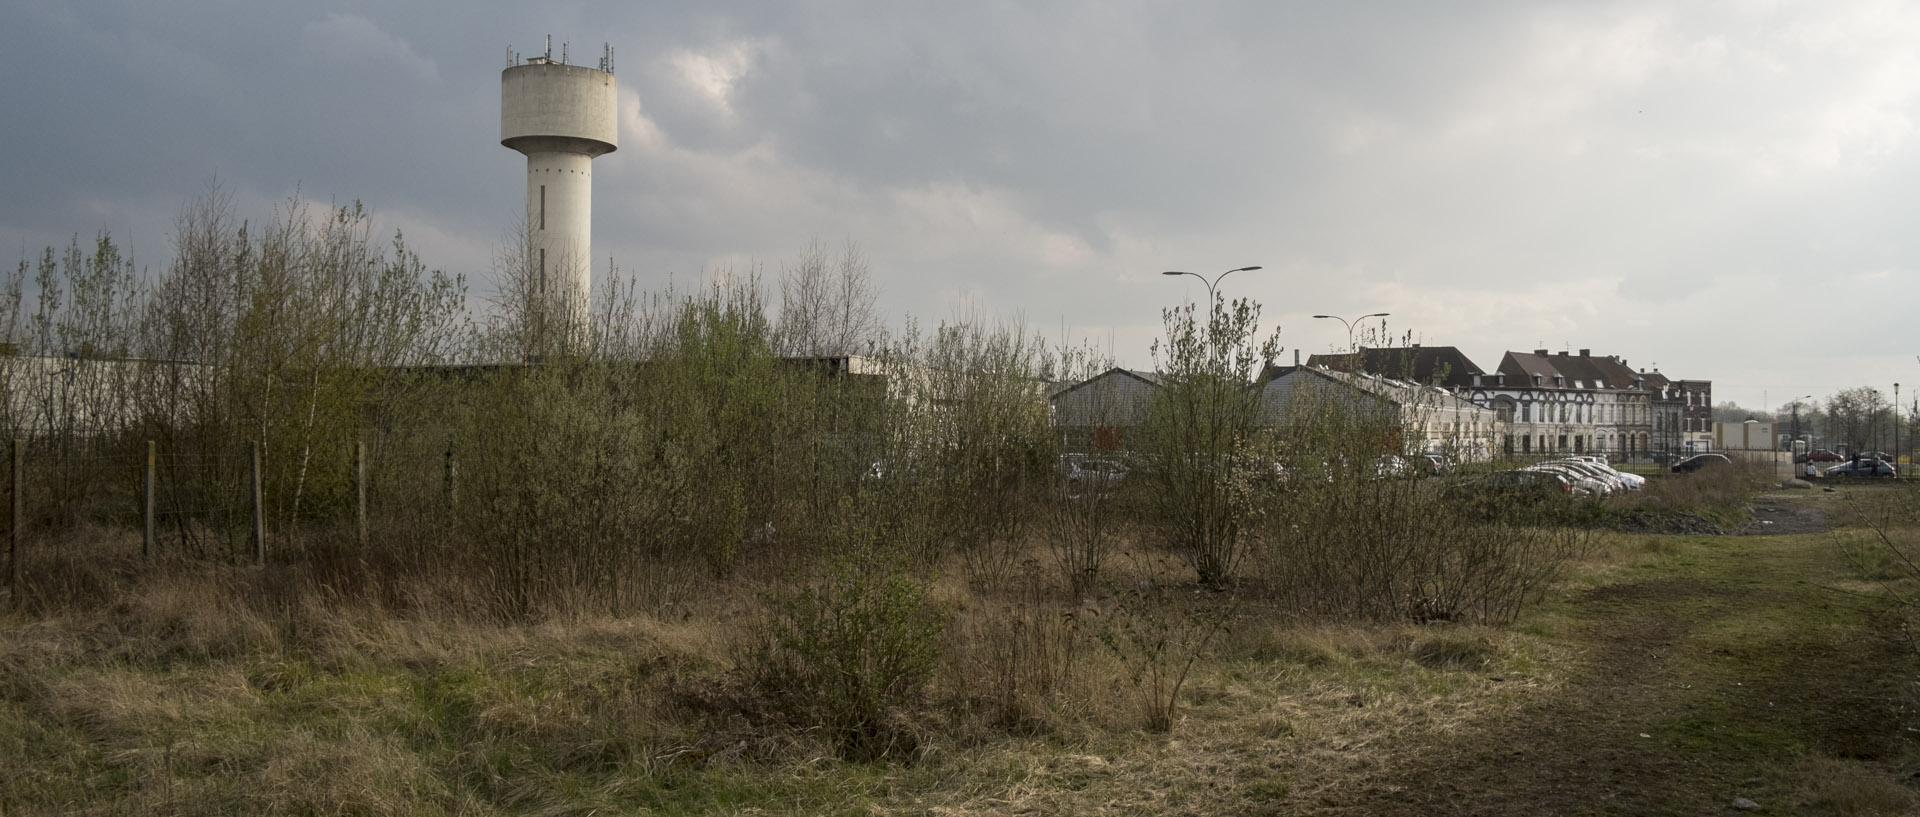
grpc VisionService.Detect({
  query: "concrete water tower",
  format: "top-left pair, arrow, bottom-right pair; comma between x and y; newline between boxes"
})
501,38 -> 618,324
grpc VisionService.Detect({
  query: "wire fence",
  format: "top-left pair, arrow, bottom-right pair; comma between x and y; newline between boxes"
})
2,436 -> 470,609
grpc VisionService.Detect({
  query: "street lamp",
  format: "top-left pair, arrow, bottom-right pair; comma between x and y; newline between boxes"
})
1312,312 -> 1391,353
1161,266 -> 1261,303
1790,394 -> 1811,471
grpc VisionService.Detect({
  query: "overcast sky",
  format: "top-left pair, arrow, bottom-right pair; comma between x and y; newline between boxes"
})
4,1 -> 1916,410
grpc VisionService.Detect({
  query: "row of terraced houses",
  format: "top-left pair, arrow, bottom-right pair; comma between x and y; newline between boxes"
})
1051,345 -> 1712,463
1306,346 -> 1712,461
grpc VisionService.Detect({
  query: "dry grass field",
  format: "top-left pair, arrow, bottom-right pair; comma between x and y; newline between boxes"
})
3,479 -> 1917,815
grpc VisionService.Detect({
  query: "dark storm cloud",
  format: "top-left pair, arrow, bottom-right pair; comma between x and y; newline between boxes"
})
2,0 -> 1916,406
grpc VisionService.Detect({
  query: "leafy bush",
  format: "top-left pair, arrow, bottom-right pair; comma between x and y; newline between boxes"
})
755,509 -> 948,760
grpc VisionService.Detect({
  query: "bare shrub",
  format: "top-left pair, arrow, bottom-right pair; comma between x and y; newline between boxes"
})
1091,582 -> 1232,732
943,564 -> 1086,733
1135,296 -> 1280,587
1259,379 -> 1590,623
873,314 -> 1055,588
1616,458 -> 1772,527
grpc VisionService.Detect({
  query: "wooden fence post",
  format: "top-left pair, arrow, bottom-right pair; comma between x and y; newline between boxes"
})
250,441 -> 265,565
443,446 -> 458,511
9,439 -> 20,609
142,440 -> 156,560
353,437 -> 367,547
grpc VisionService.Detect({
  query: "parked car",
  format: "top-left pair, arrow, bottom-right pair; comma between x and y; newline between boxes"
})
1825,460 -> 1897,478
1544,459 -> 1630,495
1802,449 -> 1845,463
1523,463 -> 1609,497
1860,451 -> 1895,463
1671,453 -> 1733,473
1418,453 -> 1456,476
1372,454 -> 1413,480
1061,455 -> 1129,493
1601,466 -> 1645,491
1559,455 -> 1644,490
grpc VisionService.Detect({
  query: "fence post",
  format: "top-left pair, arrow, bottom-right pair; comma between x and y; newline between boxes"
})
250,441 -> 265,565
443,445 -> 458,511
142,440 -> 156,560
353,437 -> 367,547
9,439 -> 20,609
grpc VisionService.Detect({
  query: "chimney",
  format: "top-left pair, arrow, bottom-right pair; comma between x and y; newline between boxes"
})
1293,349 -> 1300,366
1579,349 -> 1590,357
1533,349 -> 1549,356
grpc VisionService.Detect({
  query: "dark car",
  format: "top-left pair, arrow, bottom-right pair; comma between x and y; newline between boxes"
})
1825,460 -> 1897,478
1670,453 -> 1733,473
1860,451 -> 1895,463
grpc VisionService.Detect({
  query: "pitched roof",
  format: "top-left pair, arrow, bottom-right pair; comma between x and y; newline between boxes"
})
1497,349 -> 1668,392
1496,350 -> 1567,386
1304,345 -> 1487,389
1047,367 -> 1164,401
1273,365 -> 1491,412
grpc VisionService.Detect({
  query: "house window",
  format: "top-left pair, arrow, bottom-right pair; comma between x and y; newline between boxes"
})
1522,435 -> 1531,454
540,185 -> 546,230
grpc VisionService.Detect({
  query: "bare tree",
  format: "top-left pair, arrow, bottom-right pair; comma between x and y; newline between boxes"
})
776,239 -> 880,358
478,219 -> 592,363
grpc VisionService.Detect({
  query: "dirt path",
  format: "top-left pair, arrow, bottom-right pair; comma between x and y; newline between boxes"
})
1321,496 -> 1920,815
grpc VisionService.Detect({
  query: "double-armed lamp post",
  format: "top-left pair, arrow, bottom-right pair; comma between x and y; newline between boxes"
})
1160,266 -> 1261,303
1162,266 -> 1260,370
1312,312 -> 1390,353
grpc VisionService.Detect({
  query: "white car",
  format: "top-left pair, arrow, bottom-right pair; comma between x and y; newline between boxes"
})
1523,463 -> 1609,497
1545,459 -> 1633,494
1563,456 -> 1645,491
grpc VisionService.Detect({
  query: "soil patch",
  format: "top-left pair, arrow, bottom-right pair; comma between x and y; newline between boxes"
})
1736,495 -> 1831,536
1608,509 -> 1728,536
1609,495 -> 1832,537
